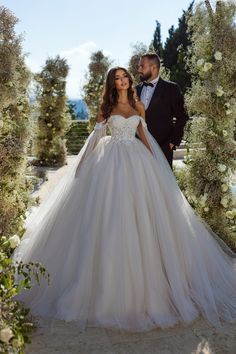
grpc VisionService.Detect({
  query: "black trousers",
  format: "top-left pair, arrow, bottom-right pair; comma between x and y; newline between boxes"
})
159,141 -> 174,170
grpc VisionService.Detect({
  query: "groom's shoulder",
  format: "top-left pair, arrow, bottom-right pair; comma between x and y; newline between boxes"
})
160,77 -> 179,89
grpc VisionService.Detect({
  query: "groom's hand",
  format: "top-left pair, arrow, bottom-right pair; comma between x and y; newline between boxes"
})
169,143 -> 175,150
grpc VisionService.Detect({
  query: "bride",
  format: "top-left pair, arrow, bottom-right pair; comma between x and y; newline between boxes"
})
13,67 -> 236,332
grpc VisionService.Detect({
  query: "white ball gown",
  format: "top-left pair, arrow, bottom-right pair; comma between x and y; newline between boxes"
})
13,114 -> 236,332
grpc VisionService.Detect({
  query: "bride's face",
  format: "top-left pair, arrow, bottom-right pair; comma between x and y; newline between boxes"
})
114,69 -> 130,91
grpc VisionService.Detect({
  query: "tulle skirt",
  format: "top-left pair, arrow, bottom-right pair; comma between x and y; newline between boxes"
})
13,136 -> 236,331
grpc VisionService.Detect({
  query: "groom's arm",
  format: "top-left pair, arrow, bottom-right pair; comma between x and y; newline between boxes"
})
170,84 -> 189,147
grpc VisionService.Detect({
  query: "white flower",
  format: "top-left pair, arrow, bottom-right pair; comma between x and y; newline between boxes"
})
204,207 -> 209,212
0,327 -> 14,343
214,51 -> 222,61
222,130 -> 228,137
217,163 -> 227,172
221,183 -> 229,192
8,234 -> 21,249
224,102 -> 230,108
226,109 -> 232,115
220,196 -> 229,208
197,59 -> 204,67
199,193 -> 208,207
226,210 -> 234,219
202,62 -> 212,72
47,123 -> 52,127
216,86 -> 224,97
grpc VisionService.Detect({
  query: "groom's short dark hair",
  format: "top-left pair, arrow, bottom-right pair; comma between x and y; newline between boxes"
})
141,53 -> 161,69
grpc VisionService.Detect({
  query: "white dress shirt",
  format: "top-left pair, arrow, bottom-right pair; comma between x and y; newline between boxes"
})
140,76 -> 160,110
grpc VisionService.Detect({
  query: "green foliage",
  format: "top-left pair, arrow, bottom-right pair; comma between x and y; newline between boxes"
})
181,0 -> 236,249
0,7 -> 50,353
0,6 -> 32,239
66,101 -> 77,121
0,236 -> 49,353
83,51 -> 111,132
162,2 -> 194,93
151,20 -> 163,57
34,55 -> 72,167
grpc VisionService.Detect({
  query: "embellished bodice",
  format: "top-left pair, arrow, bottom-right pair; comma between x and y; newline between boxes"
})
107,115 -> 141,142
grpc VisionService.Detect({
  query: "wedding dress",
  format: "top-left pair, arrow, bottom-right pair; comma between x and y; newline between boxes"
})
13,114 -> 236,332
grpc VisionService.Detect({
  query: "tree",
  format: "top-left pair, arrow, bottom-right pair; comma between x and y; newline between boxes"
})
162,2 -> 194,93
67,101 -> 77,120
83,50 -> 111,131
181,0 -> 236,249
0,6 -> 31,238
151,20 -> 163,57
0,6 -> 45,353
34,55 -> 72,166
128,42 -> 148,84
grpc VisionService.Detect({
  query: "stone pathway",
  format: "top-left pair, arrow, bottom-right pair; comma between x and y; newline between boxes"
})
25,155 -> 236,354
26,316 -> 236,354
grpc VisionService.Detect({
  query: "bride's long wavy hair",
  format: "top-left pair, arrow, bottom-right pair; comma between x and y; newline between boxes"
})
100,67 -> 137,120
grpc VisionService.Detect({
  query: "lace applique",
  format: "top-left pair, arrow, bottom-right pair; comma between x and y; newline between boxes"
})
108,115 -> 140,143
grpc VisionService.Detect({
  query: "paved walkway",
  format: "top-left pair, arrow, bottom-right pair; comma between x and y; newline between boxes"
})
25,155 -> 236,354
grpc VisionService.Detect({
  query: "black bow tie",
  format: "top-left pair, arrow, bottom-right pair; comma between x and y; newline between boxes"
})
142,82 -> 154,87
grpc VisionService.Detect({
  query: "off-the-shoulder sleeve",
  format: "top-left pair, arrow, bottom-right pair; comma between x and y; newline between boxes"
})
74,120 -> 107,177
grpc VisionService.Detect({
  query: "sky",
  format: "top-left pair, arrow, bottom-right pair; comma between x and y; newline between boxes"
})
2,0 -> 195,99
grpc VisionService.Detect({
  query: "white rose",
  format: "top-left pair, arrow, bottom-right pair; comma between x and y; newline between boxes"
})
216,86 -> 224,97
221,183 -> 229,192
202,62 -> 212,72
222,130 -> 228,137
11,336 -> 23,347
217,163 -> 227,172
220,196 -> 229,208
226,211 -> 234,219
214,51 -> 222,61
0,327 -> 14,343
197,59 -> 204,67
8,234 -> 21,249
199,193 -> 208,207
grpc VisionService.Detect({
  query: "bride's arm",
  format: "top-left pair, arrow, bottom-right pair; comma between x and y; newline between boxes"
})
135,102 -> 153,154
95,108 -> 107,127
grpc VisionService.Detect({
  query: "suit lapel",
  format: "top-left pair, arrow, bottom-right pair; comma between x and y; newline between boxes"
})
136,77 -> 165,110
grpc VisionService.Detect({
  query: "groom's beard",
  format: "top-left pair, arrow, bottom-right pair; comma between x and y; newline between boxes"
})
139,72 -> 152,82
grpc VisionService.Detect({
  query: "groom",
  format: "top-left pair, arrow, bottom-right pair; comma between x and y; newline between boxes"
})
136,53 -> 189,169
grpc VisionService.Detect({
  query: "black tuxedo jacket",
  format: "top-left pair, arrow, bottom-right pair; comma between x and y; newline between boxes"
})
136,77 -> 189,148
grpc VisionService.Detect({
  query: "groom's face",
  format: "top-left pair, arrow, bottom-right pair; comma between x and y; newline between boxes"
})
138,57 -> 152,82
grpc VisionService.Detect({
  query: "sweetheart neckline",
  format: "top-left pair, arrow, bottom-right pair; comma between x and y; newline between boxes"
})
109,114 -> 141,121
